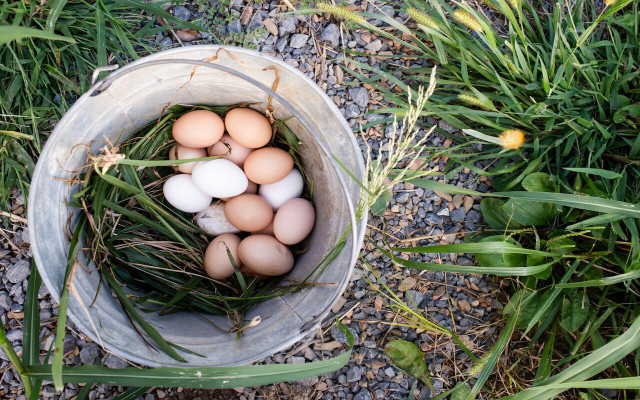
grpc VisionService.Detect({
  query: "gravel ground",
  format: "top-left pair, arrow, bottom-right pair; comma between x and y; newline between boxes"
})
0,2 -> 500,399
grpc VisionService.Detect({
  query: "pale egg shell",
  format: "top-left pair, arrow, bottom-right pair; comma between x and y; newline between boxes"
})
224,194 -> 273,232
238,235 -> 294,276
220,180 -> 257,201
204,234 -> 241,279
243,147 -> 294,184
195,202 -> 241,235
169,144 -> 207,174
225,108 -> 272,148
258,169 -> 303,211
163,174 -> 212,213
208,134 -> 253,167
192,159 -> 248,198
254,217 -> 275,235
172,110 -> 224,148
273,198 -> 315,245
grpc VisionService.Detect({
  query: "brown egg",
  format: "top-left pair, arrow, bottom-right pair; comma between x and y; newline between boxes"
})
254,217 -> 275,235
243,148 -> 294,184
224,194 -> 273,232
172,110 -> 224,148
239,264 -> 269,281
219,180 -> 257,201
169,144 -> 207,174
238,235 -> 294,276
225,108 -> 272,148
208,134 -> 253,167
204,233 -> 241,279
273,198 -> 315,245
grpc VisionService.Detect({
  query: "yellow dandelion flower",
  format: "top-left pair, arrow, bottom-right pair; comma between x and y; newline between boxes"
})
453,10 -> 483,33
499,129 -> 525,149
407,8 -> 440,31
317,3 -> 367,25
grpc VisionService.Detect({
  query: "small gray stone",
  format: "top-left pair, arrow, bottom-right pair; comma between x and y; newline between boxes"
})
365,39 -> 382,53
345,103 -> 360,118
450,208 -> 467,222
330,325 -> 358,345
0,293 -> 12,310
424,213 -> 443,225
6,329 -> 22,342
279,17 -> 297,35
42,385 -> 56,397
320,23 -> 340,47
466,210 -> 482,223
7,260 -> 30,284
347,366 -> 362,382
275,36 -> 288,52
384,367 -> 395,377
80,343 -> 99,365
405,290 -> 424,306
354,389 -> 372,400
396,192 -> 410,204
349,87 -> 369,108
160,36 -> 173,46
104,354 -> 128,369
172,6 -> 191,21
227,20 -> 242,34
289,33 -> 309,49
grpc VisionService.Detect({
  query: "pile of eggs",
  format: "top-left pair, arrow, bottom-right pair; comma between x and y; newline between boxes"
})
162,108 -> 315,280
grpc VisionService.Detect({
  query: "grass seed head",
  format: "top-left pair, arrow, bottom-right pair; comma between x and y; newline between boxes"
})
317,3 -> 367,25
453,10 -> 484,33
499,129 -> 525,150
507,0 -> 519,8
407,8 -> 440,31
458,93 -> 493,111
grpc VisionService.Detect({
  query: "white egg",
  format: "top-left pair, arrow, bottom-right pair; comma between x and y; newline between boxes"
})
195,202 -> 241,235
192,159 -> 248,198
258,169 -> 303,211
163,174 -> 212,213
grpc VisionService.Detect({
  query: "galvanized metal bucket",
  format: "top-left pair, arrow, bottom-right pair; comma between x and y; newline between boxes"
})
28,46 -> 367,367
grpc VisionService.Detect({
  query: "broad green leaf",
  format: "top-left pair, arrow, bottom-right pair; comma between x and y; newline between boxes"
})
528,254 -> 552,280
503,289 -> 539,329
613,104 -> 640,123
371,190 -> 392,216
559,291 -> 590,333
502,198 -> 555,226
522,172 -> 558,192
26,320 -> 354,389
391,242 -> 557,257
480,198 -> 523,230
384,340 -> 434,391
0,26 -> 75,45
451,382 -> 472,400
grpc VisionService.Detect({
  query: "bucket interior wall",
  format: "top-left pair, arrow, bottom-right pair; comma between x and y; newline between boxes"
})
28,47 -> 365,367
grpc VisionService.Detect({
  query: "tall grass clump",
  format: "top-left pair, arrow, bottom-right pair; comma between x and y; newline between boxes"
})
0,0 -> 203,212
312,0 -> 640,398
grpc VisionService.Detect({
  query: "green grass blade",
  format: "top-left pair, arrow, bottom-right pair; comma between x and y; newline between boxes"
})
22,261 -> 42,377
0,26 -> 75,45
102,269 -> 188,362
466,311 -> 518,400
504,316 -> 640,399
390,242 -> 558,257
375,243 -> 553,276
53,217 -> 87,390
75,383 -> 93,400
113,386 -> 151,399
46,0 -> 69,31
555,269 -> 640,289
26,320 -> 354,388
